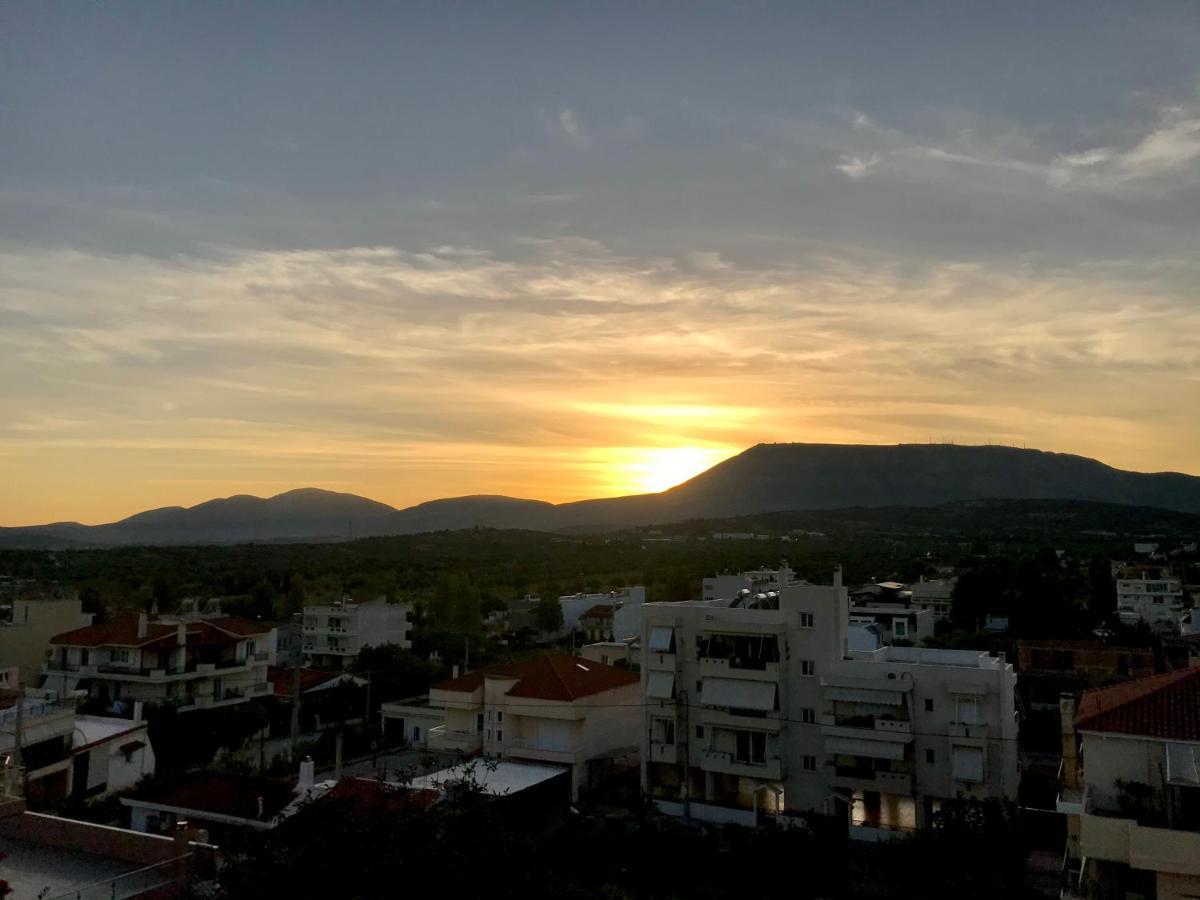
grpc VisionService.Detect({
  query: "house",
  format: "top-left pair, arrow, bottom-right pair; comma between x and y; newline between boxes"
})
909,577 -> 957,621
71,714 -> 156,801
302,597 -> 413,670
641,568 -> 1019,834
1115,572 -> 1185,628
43,613 -> 274,712
0,596 -> 92,686
557,587 -> 645,639
701,563 -> 799,603
848,605 -> 933,644
580,638 -> 640,670
579,605 -> 615,643
409,759 -> 572,823
0,689 -> 76,808
422,655 -> 640,799
380,695 -> 445,748
1058,668 -> 1200,899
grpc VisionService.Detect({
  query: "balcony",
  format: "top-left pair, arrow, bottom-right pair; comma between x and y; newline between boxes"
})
698,748 -> 783,780
699,657 -> 781,681
1079,813 -> 1200,876
832,765 -> 914,796
649,740 -> 684,765
821,714 -> 912,736
504,737 -> 580,764
946,722 -> 989,740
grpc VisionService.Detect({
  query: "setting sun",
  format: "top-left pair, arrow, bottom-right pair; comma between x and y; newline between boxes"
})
616,446 -> 737,495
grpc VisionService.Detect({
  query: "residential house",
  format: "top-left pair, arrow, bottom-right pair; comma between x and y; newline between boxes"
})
1058,668 -> 1200,899
848,604 -> 933,645
1116,572 -> 1185,629
43,613 -> 274,712
701,564 -> 799,603
423,655 -> 640,799
910,577 -> 958,621
0,689 -> 76,808
71,715 -> 156,802
1017,640 -> 1156,711
641,569 -> 1019,834
380,695 -> 444,748
0,597 -> 92,686
580,638 -> 640,670
557,587 -> 645,639
579,605 -> 615,643
302,597 -> 413,670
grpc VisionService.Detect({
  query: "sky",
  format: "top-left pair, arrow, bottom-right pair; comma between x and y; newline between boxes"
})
2,2 -> 1199,525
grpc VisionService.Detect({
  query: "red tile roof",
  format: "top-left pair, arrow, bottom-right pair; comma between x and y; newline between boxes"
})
503,655 -> 638,702
1075,667 -> 1200,741
322,778 -> 440,814
432,655 -> 637,702
51,616 -> 266,648
580,604 -> 615,620
130,772 -> 297,822
267,666 -> 344,698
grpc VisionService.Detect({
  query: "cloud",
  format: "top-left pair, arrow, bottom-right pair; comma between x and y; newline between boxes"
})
836,153 -> 879,180
558,107 -> 589,147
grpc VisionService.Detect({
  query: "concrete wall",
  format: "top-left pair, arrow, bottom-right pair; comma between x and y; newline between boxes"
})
1081,732 -> 1164,813
0,812 -> 182,865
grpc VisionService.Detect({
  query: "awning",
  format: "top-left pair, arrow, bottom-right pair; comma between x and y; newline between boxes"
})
646,672 -> 676,700
648,627 -> 675,653
824,686 -> 903,706
1166,742 -> 1200,786
700,678 -> 776,711
824,736 -> 906,760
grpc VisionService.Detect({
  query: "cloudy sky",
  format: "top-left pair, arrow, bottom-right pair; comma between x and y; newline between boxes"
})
3,2 -> 1199,525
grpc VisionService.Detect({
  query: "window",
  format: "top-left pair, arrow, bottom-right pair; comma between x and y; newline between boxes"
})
476,713 -> 484,732
648,627 -> 676,653
802,755 -> 817,771
893,619 -> 908,638
695,725 -> 704,740
799,612 -> 814,628
735,730 -> 767,765
956,697 -> 980,725
696,680 -> 703,693
496,730 -> 503,743
413,726 -> 421,741
951,746 -> 985,782
487,729 -> 492,740
925,748 -> 935,764
924,698 -> 934,713
800,707 -> 816,724
800,659 -> 815,677
496,711 -> 503,723
652,717 -> 675,744
111,649 -> 130,663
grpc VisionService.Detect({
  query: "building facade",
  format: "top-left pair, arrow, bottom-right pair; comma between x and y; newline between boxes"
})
1116,573 -> 1185,628
43,614 -> 273,712
641,570 -> 1019,834
0,597 -> 92,686
302,597 -> 412,670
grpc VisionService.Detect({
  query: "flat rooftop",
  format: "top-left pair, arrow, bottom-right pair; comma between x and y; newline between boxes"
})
0,836 -> 138,899
408,761 -> 568,797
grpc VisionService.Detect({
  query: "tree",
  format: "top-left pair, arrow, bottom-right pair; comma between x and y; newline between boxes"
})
533,596 -> 564,633
1088,553 -> 1117,624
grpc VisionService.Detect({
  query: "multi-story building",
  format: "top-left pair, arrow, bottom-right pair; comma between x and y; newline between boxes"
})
701,564 -> 799,603
1017,639 -> 1156,711
910,577 -> 957,621
43,613 -> 273,712
0,597 -> 92,686
422,655 -> 640,798
641,569 -> 1019,834
302,597 -> 412,670
1116,573 -> 1185,628
1058,668 -> 1200,899
557,587 -> 645,639
0,689 -> 76,808
848,604 -> 933,645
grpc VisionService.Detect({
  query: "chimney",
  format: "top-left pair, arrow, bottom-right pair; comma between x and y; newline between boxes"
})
451,664 -> 460,679
133,701 -> 144,723
833,565 -> 843,589
1060,693 -> 1080,791
177,622 -> 187,647
137,612 -> 148,640
297,756 -> 315,793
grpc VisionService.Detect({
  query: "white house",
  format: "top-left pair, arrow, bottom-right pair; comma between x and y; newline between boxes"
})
71,715 -> 156,801
302,597 -> 413,670
1059,668 -> 1200,900
1116,574 -> 1184,628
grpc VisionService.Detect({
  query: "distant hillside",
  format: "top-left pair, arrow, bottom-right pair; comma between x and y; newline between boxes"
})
3,443 -> 1199,548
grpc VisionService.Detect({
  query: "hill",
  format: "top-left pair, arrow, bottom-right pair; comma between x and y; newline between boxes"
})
2,443 -> 1199,547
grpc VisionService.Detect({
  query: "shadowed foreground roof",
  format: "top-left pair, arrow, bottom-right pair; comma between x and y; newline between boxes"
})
1075,667 -> 1200,741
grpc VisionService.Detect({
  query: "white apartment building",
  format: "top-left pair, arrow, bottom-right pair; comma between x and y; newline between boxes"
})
302,597 -> 413,670
43,613 -> 273,712
641,570 -> 1018,835
848,605 -> 934,644
0,597 -> 93,686
1058,668 -> 1200,900
1116,574 -> 1185,628
421,655 -> 640,799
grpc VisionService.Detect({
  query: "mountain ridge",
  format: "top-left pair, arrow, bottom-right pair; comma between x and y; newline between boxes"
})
3,442 -> 1199,548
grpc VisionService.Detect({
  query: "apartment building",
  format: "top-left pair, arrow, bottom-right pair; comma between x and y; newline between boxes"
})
701,564 -> 799,603
302,597 -> 412,670
423,655 -> 640,798
0,597 -> 92,686
557,587 -> 645,640
1116,573 -> 1185,628
0,689 -> 76,808
641,570 -> 1018,834
1058,668 -> 1200,899
1017,639 -> 1156,711
43,613 -> 273,712
848,604 -> 933,644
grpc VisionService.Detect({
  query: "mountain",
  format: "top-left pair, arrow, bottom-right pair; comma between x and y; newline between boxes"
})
3,443 -> 1199,548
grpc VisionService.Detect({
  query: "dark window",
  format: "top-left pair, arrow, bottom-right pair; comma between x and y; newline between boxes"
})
696,725 -> 704,740
924,698 -> 934,712
926,748 -> 935,764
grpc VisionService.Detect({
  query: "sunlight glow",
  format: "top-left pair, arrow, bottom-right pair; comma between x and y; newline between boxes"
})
613,446 -> 737,494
